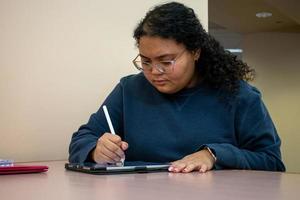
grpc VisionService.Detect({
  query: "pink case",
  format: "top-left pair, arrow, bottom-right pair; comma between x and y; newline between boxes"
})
0,165 -> 48,175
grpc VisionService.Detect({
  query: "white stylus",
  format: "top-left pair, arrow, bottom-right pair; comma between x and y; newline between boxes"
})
103,105 -> 125,166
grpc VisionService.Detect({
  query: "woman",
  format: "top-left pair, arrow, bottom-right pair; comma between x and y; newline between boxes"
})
69,2 -> 285,172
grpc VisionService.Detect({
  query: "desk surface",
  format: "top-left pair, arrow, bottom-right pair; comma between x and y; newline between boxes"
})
0,161 -> 299,200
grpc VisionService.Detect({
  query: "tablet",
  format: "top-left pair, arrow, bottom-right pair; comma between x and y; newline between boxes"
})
65,161 -> 170,174
0,165 -> 49,175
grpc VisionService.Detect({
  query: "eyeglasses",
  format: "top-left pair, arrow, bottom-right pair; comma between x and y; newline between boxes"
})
132,50 -> 186,74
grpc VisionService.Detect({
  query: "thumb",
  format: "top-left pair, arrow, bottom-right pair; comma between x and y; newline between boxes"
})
121,141 -> 129,151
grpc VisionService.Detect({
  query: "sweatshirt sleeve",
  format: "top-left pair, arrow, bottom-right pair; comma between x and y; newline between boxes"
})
204,87 -> 285,171
68,83 -> 124,163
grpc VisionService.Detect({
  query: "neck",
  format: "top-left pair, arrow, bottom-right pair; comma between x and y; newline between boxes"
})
186,71 -> 201,89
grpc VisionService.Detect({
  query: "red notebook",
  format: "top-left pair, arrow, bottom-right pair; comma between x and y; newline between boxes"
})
0,165 -> 48,175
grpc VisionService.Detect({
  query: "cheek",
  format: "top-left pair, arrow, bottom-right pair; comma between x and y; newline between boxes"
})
170,61 -> 195,82
167,73 -> 182,83
143,72 -> 154,83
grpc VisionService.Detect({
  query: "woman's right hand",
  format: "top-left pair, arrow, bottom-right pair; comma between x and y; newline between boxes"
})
92,133 -> 128,164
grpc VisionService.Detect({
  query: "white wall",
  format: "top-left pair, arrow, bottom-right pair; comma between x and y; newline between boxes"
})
0,0 -> 208,162
243,32 -> 300,172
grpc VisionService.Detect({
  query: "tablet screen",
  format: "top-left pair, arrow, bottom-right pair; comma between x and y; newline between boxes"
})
65,161 -> 170,174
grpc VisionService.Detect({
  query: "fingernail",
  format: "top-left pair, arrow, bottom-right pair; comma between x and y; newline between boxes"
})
168,166 -> 174,171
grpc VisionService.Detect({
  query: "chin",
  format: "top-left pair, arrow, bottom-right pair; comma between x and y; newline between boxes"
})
155,85 -> 179,94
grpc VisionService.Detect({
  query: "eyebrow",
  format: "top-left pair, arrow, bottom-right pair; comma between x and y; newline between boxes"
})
139,53 -> 176,60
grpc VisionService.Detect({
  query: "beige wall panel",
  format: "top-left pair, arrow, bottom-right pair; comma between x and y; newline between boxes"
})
243,32 -> 300,172
0,0 -> 208,161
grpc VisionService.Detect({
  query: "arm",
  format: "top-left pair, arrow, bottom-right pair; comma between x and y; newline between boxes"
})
170,87 -> 285,173
68,83 -> 124,163
206,91 -> 285,171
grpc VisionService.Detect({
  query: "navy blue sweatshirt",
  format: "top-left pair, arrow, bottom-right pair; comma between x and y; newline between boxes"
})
69,73 -> 285,171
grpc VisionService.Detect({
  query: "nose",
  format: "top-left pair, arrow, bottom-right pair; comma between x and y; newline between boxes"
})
150,64 -> 163,75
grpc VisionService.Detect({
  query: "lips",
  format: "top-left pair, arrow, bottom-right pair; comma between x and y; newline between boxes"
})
153,79 -> 168,86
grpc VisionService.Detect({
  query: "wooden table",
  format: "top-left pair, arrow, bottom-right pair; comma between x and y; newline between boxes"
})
0,161 -> 299,200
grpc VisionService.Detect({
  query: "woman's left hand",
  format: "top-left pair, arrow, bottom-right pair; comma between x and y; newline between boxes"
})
168,149 -> 215,173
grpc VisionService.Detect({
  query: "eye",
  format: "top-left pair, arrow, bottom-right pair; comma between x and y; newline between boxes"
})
142,61 -> 151,66
160,61 -> 173,67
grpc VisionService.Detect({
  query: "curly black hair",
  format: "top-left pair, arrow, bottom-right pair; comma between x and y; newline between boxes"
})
133,2 -> 255,95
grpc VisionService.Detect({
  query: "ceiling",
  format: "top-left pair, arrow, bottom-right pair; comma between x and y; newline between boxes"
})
208,0 -> 300,34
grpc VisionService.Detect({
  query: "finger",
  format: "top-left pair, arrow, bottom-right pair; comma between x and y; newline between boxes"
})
102,139 -> 124,158
100,133 -> 122,146
99,153 -> 116,163
102,134 -> 125,158
183,163 -> 196,173
121,142 -> 129,151
94,149 -> 115,163
101,144 -> 122,162
170,162 -> 186,173
199,164 -> 208,173
106,134 -> 122,143
94,134 -> 122,163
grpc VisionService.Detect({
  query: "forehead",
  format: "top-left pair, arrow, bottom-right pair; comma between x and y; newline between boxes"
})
138,36 -> 185,57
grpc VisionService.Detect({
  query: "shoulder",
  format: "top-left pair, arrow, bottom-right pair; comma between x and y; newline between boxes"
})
119,73 -> 148,86
118,73 -> 154,95
236,80 -> 262,106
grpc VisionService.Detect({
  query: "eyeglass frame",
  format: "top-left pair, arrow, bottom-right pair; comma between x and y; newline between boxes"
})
132,49 -> 186,74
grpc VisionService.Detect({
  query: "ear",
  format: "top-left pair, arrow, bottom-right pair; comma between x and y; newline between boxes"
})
193,49 -> 201,61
